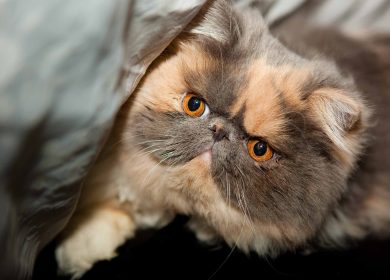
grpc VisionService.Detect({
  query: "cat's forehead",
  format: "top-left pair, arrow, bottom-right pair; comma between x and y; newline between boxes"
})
230,59 -> 311,139
180,42 -> 247,115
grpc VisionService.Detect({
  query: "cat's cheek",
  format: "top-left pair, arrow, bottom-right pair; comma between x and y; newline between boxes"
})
251,154 -> 281,170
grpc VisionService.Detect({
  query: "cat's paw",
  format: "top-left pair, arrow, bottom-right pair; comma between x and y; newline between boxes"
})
55,207 -> 135,279
188,217 -> 220,245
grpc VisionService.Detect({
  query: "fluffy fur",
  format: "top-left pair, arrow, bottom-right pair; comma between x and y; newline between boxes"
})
55,0 -> 390,277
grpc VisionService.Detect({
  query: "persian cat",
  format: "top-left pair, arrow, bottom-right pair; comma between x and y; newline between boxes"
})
56,0 -> 390,277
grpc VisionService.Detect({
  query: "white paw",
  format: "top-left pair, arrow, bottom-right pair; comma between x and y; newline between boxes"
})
55,208 -> 135,279
188,217 -> 220,245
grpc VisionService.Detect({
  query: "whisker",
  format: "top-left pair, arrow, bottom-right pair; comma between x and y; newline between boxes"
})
141,156 -> 170,187
240,188 -> 256,235
235,165 -> 256,236
132,147 -> 163,160
225,172 -> 231,211
137,139 -> 167,145
207,224 -> 244,280
137,144 -> 163,154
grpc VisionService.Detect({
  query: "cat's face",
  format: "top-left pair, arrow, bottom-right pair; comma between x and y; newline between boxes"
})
122,0 -> 368,252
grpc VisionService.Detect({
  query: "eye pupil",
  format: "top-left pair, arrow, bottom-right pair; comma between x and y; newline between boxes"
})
188,97 -> 201,111
253,141 -> 267,156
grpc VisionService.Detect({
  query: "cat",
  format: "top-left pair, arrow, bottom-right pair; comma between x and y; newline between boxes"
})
55,0 -> 390,278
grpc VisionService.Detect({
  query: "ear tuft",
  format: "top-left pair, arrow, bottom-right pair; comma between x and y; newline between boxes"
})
187,0 -> 241,44
308,88 -> 365,156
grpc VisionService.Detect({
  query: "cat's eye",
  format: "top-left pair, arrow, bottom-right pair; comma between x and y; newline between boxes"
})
247,139 -> 273,161
182,93 -> 209,118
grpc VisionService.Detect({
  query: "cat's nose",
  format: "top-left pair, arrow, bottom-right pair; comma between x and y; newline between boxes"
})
208,122 -> 228,142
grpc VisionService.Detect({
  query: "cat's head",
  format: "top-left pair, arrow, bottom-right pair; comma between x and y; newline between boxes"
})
123,0 -> 369,253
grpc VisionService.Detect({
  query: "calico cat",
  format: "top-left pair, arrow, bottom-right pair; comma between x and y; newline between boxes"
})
55,0 -> 390,277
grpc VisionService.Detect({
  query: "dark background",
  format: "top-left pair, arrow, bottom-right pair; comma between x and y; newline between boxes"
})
33,216 -> 390,280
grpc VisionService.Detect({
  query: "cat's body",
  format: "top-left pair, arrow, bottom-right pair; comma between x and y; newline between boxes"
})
56,1 -> 390,277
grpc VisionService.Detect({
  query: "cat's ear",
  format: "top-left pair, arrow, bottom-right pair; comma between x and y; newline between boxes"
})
308,88 -> 368,159
186,0 -> 242,44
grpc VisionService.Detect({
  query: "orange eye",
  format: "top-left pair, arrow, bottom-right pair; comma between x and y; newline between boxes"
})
182,93 -> 207,118
247,139 -> 273,161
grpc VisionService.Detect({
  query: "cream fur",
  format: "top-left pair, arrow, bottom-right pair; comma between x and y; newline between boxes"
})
55,207 -> 135,278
